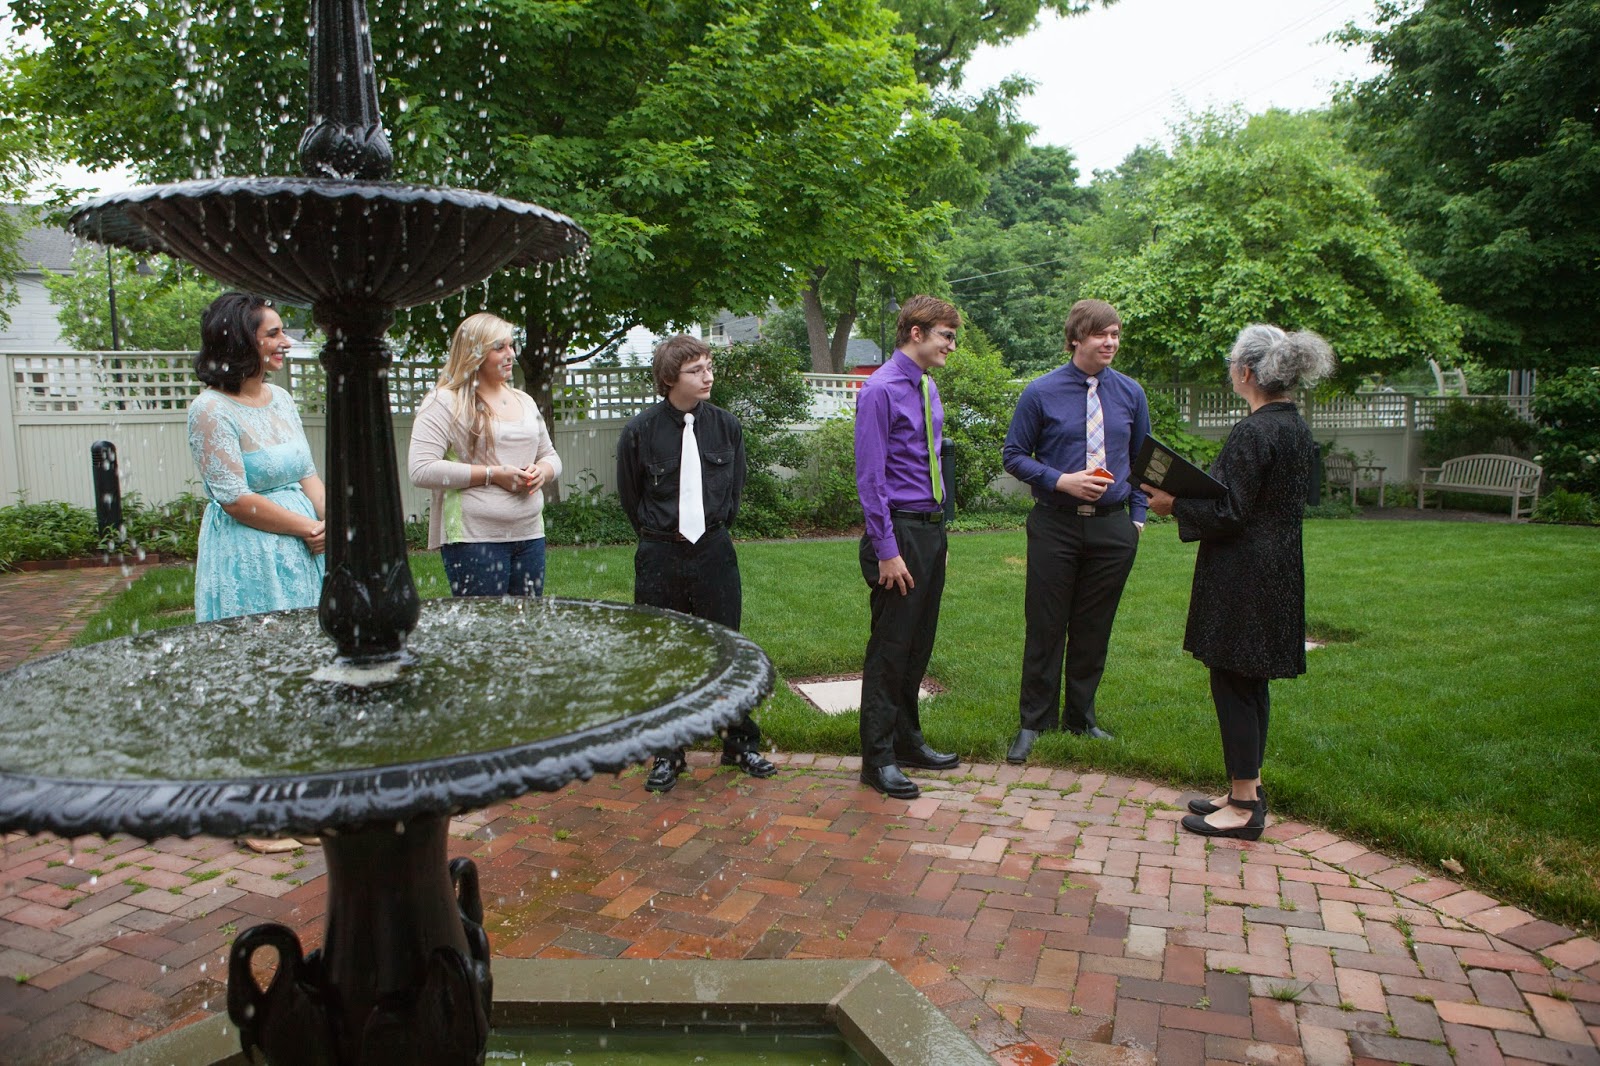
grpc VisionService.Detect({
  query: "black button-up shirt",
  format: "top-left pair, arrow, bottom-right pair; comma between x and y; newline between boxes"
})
616,399 -> 746,537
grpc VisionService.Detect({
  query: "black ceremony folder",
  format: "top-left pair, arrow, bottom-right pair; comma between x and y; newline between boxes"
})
1131,435 -> 1228,499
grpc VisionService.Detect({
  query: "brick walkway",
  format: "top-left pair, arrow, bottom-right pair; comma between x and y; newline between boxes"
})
0,567 -> 149,673
1,571 -> 1598,1065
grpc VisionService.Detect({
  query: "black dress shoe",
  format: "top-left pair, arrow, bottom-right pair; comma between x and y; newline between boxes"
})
644,751 -> 688,793
1181,795 -> 1265,841
1070,725 -> 1114,740
894,744 -> 959,771
720,750 -> 777,778
859,764 -> 920,800
1006,729 -> 1041,764
1188,785 -> 1267,817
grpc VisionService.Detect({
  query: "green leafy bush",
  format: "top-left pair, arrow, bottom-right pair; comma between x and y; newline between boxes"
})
939,325 -> 1023,508
792,418 -> 863,532
1531,488 -> 1599,526
710,340 -> 810,537
542,472 -> 636,546
0,491 -> 206,569
1147,390 -> 1221,468
0,496 -> 99,568
1532,366 -> 1600,494
1304,498 -> 1358,520
1421,398 -> 1535,467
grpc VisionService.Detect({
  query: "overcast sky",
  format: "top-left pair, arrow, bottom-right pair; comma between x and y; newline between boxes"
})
960,0 -> 1385,178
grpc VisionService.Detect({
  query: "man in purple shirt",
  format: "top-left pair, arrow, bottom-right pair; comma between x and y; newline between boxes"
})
1002,299 -> 1151,760
853,295 -> 964,800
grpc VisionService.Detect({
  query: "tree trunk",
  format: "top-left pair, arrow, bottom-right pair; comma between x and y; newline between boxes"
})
828,312 -> 857,372
826,260 -> 862,374
801,267 -> 834,373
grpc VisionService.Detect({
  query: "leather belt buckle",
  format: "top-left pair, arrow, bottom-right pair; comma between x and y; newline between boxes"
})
1075,504 -> 1096,517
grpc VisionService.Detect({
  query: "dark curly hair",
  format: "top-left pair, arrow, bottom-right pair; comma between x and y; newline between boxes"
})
195,292 -> 272,393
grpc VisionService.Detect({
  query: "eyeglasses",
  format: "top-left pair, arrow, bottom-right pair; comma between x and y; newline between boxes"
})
679,364 -> 715,378
932,329 -> 958,343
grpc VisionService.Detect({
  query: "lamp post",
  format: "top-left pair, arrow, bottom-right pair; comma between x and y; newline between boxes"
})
105,247 -> 120,351
878,291 -> 898,364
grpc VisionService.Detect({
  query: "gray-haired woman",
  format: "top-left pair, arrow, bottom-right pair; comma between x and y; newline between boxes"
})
1143,324 -> 1335,840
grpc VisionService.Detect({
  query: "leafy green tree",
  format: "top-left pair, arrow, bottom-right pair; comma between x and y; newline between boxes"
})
1090,112 -> 1461,388
938,323 -> 1022,506
1532,367 -> 1600,494
1340,0 -> 1600,371
708,339 -> 812,536
942,144 -> 1097,372
43,247 -> 222,350
1,0 -> 974,408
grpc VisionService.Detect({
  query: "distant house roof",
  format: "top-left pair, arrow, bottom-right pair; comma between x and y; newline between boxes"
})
3,205 -> 85,274
844,338 -> 883,369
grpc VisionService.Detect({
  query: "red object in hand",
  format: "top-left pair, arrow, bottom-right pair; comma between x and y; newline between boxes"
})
1090,467 -> 1114,480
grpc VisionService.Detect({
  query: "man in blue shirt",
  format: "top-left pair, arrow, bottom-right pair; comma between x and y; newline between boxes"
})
1002,299 -> 1150,760
853,295 -> 964,800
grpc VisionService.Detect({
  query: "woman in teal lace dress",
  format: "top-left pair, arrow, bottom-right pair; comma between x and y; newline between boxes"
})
187,292 -> 327,623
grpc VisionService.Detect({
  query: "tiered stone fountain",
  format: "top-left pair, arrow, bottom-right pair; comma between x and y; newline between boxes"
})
0,2 -> 772,1063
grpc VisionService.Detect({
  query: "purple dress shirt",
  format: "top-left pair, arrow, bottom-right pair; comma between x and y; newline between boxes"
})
1002,362 -> 1151,524
855,351 -> 944,561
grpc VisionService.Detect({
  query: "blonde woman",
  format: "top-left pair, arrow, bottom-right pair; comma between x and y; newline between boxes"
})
408,313 -> 561,596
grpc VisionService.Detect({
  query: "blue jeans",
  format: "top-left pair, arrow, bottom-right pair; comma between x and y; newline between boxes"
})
439,538 -> 546,598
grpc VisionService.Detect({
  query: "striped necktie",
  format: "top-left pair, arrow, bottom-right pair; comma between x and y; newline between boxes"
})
921,374 -> 943,506
1085,375 -> 1106,472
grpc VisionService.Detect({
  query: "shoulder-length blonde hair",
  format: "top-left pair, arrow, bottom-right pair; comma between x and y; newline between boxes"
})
434,312 -> 516,463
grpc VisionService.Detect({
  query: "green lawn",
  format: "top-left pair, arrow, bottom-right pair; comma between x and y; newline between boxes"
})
77,520 -> 1600,929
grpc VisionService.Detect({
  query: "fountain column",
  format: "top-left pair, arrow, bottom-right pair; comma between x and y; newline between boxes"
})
299,0 -> 421,662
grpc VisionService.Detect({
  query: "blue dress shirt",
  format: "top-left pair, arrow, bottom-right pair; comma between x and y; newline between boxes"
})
1003,362 -> 1151,524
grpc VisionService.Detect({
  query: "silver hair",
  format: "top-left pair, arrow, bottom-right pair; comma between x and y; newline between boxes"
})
1228,324 -> 1335,395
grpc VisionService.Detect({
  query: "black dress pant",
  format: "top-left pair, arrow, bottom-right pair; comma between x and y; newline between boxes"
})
634,528 -> 761,754
858,514 -> 946,769
1017,504 -> 1139,733
1209,667 -> 1269,781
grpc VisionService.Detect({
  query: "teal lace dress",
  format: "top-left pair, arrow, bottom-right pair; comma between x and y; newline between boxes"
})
187,385 -> 327,622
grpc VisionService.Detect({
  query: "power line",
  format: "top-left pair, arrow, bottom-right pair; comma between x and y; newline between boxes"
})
1070,0 -> 1354,147
949,256 -> 1075,286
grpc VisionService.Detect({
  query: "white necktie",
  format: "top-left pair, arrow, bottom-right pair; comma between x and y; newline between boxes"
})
679,411 -> 705,543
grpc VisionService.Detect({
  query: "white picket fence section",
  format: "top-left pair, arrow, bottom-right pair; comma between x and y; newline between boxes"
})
2,349 -> 1531,513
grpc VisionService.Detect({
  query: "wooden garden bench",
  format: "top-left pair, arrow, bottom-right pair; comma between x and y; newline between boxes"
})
1417,454 -> 1543,519
1324,451 -> 1386,507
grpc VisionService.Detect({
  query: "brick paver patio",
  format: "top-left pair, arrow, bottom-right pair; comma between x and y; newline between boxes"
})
1,568 -> 1597,1065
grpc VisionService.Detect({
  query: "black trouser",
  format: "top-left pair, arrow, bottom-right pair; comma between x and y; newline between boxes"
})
634,528 -> 761,754
1017,503 -> 1139,733
1210,667 -> 1270,781
858,514 -> 946,769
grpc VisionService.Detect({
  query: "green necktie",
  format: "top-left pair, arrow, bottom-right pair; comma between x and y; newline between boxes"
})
922,374 -> 943,506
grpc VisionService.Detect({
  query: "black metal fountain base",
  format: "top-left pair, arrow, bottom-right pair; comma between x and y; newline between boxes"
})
229,818 -> 492,1065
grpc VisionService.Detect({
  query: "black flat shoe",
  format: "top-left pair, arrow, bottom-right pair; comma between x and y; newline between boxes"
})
644,751 -> 688,793
1181,795 -> 1265,840
1188,785 -> 1267,817
860,764 -> 920,800
1006,729 -> 1041,764
1069,726 -> 1114,740
894,744 -> 959,771
721,750 -> 777,778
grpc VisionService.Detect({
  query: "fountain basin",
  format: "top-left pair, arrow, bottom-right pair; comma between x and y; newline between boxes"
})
68,177 -> 587,309
0,598 -> 771,841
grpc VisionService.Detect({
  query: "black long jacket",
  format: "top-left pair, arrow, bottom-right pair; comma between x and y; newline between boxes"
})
1171,402 -> 1314,679
615,399 -> 745,537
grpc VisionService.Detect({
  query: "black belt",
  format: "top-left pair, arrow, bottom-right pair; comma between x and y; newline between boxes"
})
640,523 -> 725,542
891,509 -> 944,523
1041,499 -> 1125,517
